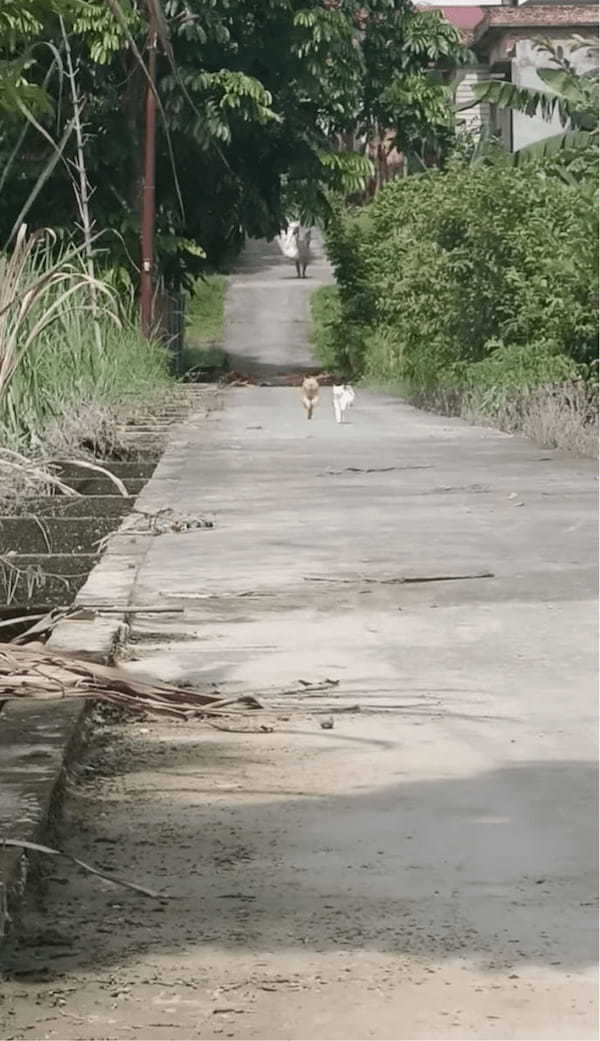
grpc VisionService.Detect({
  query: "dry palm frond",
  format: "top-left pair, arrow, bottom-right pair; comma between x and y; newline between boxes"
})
0,643 -> 261,719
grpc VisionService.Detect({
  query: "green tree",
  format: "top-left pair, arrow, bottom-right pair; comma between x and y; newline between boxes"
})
0,0 -> 468,288
322,156 -> 597,385
358,5 -> 467,165
0,0 -> 79,115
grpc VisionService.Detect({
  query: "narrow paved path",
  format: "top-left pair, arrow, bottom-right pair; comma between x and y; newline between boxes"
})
224,234 -> 332,377
2,239 -> 597,1041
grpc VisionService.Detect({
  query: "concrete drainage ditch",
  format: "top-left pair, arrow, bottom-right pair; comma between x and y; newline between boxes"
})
0,388 -> 207,639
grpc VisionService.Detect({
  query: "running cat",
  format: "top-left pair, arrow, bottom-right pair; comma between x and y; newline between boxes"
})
301,375 -> 320,419
332,382 -> 355,423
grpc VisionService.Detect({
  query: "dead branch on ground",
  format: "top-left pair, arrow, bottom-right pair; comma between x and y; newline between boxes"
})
0,643 -> 261,718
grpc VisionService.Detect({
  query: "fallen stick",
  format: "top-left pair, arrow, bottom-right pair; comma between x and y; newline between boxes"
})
203,693 -> 263,712
379,571 -> 494,584
305,571 -> 494,585
324,465 -> 433,475
208,721 -> 274,734
65,606 -> 185,616
2,839 -> 166,899
320,704 -> 361,714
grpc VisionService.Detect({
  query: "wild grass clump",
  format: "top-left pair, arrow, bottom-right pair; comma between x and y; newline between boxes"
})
479,381 -> 598,456
0,227 -> 171,453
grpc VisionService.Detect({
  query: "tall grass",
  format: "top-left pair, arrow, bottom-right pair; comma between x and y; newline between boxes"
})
0,227 -> 171,449
183,274 -> 228,373
6,306 -> 171,441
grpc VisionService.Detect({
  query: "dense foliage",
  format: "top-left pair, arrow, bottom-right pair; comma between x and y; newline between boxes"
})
316,148 -> 598,396
0,0 -> 466,288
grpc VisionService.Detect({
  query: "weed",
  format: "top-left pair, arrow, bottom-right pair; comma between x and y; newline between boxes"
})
183,275 -> 228,372
0,229 -> 171,451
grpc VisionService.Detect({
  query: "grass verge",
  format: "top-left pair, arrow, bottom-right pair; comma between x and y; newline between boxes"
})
310,286 -> 599,457
183,275 -> 229,375
406,380 -> 599,458
0,232 -> 176,510
1,232 -> 173,454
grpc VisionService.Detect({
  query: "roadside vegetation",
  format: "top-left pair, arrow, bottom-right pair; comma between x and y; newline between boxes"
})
0,227 -> 172,516
0,0 -> 471,480
0,232 -> 170,447
183,276 -> 228,377
312,42 -> 598,455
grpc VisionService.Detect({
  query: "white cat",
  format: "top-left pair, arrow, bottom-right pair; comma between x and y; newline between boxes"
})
332,383 -> 355,423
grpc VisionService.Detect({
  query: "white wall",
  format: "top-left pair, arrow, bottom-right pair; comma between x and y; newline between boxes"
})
454,66 -> 492,133
511,34 -> 597,151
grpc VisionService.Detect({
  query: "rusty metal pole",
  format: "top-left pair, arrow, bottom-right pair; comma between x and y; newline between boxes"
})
140,4 -> 158,338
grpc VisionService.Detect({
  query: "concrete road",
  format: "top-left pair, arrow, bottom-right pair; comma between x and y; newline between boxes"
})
224,234 -> 331,377
2,237 -> 597,1041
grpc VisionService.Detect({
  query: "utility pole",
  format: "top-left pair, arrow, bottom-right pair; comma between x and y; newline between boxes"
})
140,2 -> 158,338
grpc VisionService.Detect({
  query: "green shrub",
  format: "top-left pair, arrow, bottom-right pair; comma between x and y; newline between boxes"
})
321,156 -> 598,395
462,339 -> 578,391
323,204 -> 378,377
310,286 -> 342,371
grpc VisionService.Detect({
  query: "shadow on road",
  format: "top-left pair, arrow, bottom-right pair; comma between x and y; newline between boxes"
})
3,731 -> 597,982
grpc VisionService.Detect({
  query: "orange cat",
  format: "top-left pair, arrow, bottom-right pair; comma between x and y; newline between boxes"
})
301,376 -> 320,419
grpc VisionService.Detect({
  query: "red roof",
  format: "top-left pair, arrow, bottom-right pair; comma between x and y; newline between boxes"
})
428,6 -> 487,30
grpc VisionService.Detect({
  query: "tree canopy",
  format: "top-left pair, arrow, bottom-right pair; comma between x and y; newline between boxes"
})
0,0 -> 467,287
